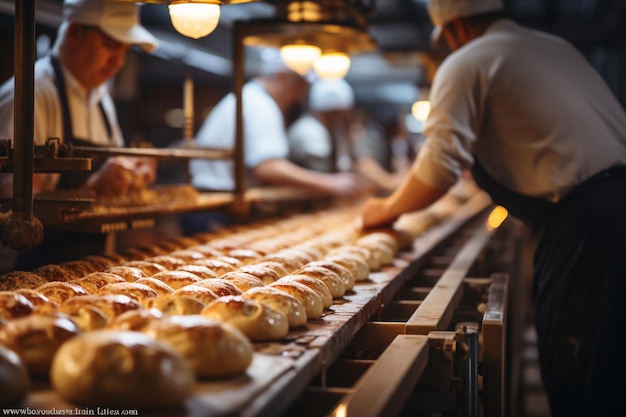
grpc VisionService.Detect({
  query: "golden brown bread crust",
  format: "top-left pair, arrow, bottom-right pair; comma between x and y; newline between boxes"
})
50,330 -> 194,409
14,289 -> 58,314
175,264 -> 219,280
238,264 -> 281,285
150,270 -> 202,290
304,260 -> 355,291
191,278 -> 242,297
0,313 -> 81,378
0,271 -> 47,291
105,266 -> 149,282
188,244 -> 223,258
81,255 -> 118,271
56,303 -> 108,332
97,282 -> 159,303
149,294 -> 205,316
172,285 -> 219,305
134,277 -> 175,295
328,245 -> 379,270
253,261 -> 289,278
220,272 -> 265,292
0,291 -> 35,320
200,295 -> 288,341
62,294 -> 141,321
35,281 -> 89,304
144,315 -> 253,378
0,345 -> 29,406
293,266 -> 346,298
243,286 -> 307,329
324,253 -> 370,281
168,249 -> 207,263
59,260 -> 95,277
70,272 -> 127,294
144,255 -> 187,271
32,264 -> 79,282
189,258 -> 236,276
268,281 -> 324,320
226,249 -> 263,265
122,260 -> 168,276
107,308 -> 165,332
277,275 -> 333,309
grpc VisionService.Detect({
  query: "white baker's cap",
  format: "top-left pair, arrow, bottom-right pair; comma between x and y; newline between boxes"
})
428,0 -> 503,44
309,79 -> 355,112
63,0 -> 158,53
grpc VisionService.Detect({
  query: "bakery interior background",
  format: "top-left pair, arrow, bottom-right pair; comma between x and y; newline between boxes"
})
0,0 -> 625,151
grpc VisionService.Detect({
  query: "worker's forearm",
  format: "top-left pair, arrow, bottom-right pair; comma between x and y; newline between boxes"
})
383,172 -> 447,219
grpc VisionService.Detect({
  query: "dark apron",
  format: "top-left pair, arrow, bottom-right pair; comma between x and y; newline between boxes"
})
14,55 -> 112,270
472,158 -> 626,416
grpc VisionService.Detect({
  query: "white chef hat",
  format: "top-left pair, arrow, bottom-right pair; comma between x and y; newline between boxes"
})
309,79 -> 355,112
428,0 -> 504,44
63,0 -> 158,53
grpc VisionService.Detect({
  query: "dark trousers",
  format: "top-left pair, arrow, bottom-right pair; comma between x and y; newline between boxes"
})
532,172 -> 626,416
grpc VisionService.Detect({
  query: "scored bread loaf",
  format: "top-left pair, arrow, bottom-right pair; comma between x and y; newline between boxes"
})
172,284 -> 219,306
276,275 -> 333,309
219,272 -> 265,292
0,291 -> 35,320
97,282 -> 159,303
134,277 -> 175,295
243,286 -> 307,329
237,264 -> 281,285
50,330 -> 194,409
0,271 -> 47,291
35,281 -> 89,304
149,294 -> 205,315
61,294 -> 141,322
293,266 -> 346,298
107,308 -> 165,332
192,278 -> 243,297
303,260 -> 355,291
200,295 -> 288,341
144,314 -> 253,378
175,264 -> 219,280
325,253 -> 370,281
70,272 -> 126,294
104,266 -> 149,282
122,260 -> 168,276
268,281 -> 324,320
150,270 -> 202,290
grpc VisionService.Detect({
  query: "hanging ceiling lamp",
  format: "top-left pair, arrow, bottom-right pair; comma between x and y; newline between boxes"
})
118,0 -> 254,39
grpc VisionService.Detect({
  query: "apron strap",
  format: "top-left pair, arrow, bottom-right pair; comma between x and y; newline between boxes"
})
49,54 -> 74,143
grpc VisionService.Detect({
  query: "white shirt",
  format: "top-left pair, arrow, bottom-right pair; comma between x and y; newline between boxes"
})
190,80 -> 289,191
414,19 -> 626,202
288,114 -> 334,172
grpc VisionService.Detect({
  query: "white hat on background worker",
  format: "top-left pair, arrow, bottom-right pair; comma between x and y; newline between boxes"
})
428,0 -> 504,45
63,0 -> 158,53
309,79 -> 355,112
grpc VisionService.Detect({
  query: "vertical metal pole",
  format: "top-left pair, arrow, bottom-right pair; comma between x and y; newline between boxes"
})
13,0 -> 35,219
232,20 -> 248,217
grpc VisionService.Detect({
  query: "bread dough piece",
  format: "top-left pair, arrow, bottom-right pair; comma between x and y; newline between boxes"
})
0,345 -> 29,406
0,271 -> 47,291
150,294 -> 205,315
276,275 -> 333,308
325,253 -> 370,281
175,264 -> 219,279
150,270 -> 202,290
62,294 -> 141,321
134,277 -> 175,295
0,291 -> 35,320
293,266 -> 346,298
145,314 -> 253,378
172,284 -> 219,305
220,272 -> 265,292
201,295 -> 288,341
304,260 -> 355,291
191,278 -> 242,297
51,330 -> 194,409
0,313 -> 80,378
71,272 -> 126,294
243,286 -> 307,329
268,281 -> 324,319
105,266 -> 149,282
238,264 -> 281,285
35,281 -> 89,304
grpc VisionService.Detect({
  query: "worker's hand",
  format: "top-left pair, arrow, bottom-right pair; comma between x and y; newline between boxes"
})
329,172 -> 372,199
359,196 -> 398,230
84,156 -> 156,197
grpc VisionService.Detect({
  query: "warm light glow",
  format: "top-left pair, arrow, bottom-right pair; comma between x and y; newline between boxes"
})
487,205 -> 509,230
411,100 -> 431,122
313,52 -> 351,79
168,1 -> 221,39
280,43 -> 322,75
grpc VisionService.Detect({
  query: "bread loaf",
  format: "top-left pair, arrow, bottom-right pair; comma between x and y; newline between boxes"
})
175,264 -> 218,279
0,345 -> 29,406
237,264 -> 281,285
123,260 -> 168,276
145,255 -> 186,271
150,270 -> 202,289
268,281 -> 324,319
201,295 -> 288,341
190,278 -> 242,297
0,291 -> 35,320
304,260 -> 355,291
220,272 -> 265,292
97,282 -> 159,303
243,286 -> 307,329
14,289 -> 58,314
107,308 -> 164,332
0,271 -> 47,291
105,266 -> 149,282
62,294 -> 141,321
293,266 -> 346,298
277,275 -> 333,308
0,313 -> 80,378
35,281 -> 89,304
134,277 -> 175,295
325,253 -> 370,281
150,294 -> 205,315
190,258 -> 236,276
144,315 -> 253,378
32,264 -> 79,282
56,303 -> 108,332
50,330 -> 194,408
172,285 -> 219,305
71,272 -> 126,294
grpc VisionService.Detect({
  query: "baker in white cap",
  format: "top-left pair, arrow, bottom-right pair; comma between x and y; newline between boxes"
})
359,0 -> 626,415
0,0 -> 158,269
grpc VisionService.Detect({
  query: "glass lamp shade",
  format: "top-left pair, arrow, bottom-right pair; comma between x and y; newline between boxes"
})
168,1 -> 221,39
280,44 -> 322,75
313,52 -> 351,79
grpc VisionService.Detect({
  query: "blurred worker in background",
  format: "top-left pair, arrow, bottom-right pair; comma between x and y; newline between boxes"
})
0,0 -> 158,269
288,78 -> 405,195
360,0 -> 626,415
186,61 -> 370,234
